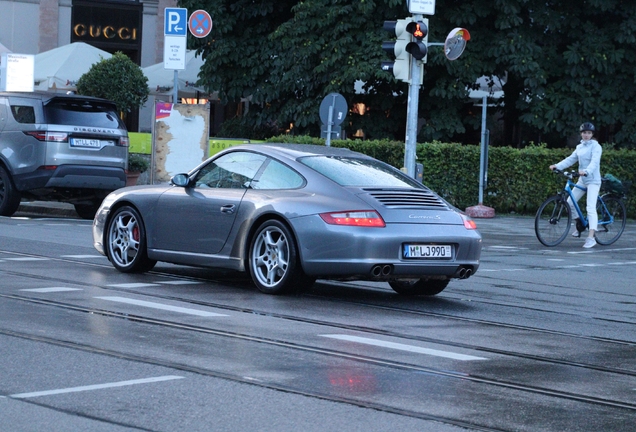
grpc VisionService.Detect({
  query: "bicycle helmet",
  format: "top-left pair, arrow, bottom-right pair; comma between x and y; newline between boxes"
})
580,122 -> 595,132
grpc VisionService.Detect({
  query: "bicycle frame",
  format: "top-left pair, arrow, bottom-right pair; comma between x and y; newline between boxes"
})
535,169 -> 626,247
562,178 -> 614,228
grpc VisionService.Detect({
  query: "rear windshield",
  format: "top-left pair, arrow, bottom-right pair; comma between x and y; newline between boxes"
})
43,99 -> 125,129
300,155 -> 423,188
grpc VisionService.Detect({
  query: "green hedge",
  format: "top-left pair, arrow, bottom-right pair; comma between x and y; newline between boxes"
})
267,135 -> 636,218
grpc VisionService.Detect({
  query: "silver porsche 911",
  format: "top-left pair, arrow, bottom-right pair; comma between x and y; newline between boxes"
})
93,144 -> 481,295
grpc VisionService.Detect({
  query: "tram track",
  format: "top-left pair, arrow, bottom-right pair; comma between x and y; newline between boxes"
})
1,294 -> 636,432
1,327 -> 508,432
3,245 -> 636,430
2,289 -> 636,413
2,249 -> 636,377
3,248 -> 636,338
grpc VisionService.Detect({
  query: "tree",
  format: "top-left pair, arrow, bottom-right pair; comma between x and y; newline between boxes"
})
181,0 -> 409,139
437,0 -> 636,147
181,0 -> 636,147
76,52 -> 149,115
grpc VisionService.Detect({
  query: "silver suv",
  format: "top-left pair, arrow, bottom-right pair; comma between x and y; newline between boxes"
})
0,92 -> 129,218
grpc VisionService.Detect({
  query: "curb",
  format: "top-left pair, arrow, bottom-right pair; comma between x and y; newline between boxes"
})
16,202 -> 79,218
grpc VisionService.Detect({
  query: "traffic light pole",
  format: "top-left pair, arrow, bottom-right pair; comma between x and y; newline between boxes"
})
405,60 -> 421,178
383,15 -> 470,180
404,14 -> 424,178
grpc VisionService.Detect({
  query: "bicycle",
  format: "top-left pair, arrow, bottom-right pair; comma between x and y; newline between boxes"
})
534,168 -> 627,247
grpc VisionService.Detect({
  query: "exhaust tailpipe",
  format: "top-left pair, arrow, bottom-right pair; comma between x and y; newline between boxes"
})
455,266 -> 473,279
371,265 -> 383,277
371,264 -> 393,278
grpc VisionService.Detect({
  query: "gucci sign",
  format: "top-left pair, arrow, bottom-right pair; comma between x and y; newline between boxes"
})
73,24 -> 138,41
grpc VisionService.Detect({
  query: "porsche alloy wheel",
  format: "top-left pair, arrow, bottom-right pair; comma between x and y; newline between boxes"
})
106,206 -> 156,273
249,220 -> 310,294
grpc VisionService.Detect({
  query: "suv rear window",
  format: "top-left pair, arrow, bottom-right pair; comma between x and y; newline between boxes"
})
43,99 -> 125,129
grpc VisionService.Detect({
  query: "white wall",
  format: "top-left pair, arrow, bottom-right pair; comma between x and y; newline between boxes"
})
58,0 -> 72,46
0,0 -> 40,54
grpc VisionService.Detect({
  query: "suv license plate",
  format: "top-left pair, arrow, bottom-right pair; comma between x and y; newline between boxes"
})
71,138 -> 101,148
404,244 -> 452,259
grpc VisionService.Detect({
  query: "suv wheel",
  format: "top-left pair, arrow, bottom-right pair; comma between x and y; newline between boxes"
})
0,166 -> 21,216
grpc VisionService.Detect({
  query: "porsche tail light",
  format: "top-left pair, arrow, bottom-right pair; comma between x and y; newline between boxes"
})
320,211 -> 386,227
461,214 -> 478,230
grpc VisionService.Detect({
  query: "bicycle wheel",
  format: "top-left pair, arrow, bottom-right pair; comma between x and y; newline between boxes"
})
594,195 -> 626,245
535,195 -> 572,246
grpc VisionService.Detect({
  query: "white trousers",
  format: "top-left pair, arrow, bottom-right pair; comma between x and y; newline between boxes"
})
568,182 -> 601,231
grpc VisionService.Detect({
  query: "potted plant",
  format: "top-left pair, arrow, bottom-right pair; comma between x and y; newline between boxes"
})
126,152 -> 149,186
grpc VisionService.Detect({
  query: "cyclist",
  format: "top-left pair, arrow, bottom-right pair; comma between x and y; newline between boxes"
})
549,122 -> 603,248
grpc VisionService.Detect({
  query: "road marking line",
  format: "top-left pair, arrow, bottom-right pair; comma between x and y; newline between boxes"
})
20,287 -> 82,293
155,280 -> 200,285
95,296 -> 227,317
107,283 -> 160,288
320,334 -> 487,361
10,375 -> 184,399
60,254 -> 103,259
4,257 -> 48,261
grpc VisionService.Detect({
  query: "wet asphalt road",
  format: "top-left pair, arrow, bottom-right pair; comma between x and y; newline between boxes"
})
1,208 -> 636,431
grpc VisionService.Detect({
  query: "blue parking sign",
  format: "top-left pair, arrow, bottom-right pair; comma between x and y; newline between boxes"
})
164,8 -> 187,36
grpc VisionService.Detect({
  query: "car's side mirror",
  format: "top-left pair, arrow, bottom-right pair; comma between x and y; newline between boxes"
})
171,173 -> 190,187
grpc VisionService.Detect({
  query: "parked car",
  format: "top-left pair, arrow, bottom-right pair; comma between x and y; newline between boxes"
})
0,91 -> 129,219
93,144 -> 482,295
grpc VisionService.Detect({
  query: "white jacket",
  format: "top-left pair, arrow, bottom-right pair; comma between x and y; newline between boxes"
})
555,139 -> 603,185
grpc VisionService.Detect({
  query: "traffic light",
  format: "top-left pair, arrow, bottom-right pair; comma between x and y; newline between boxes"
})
406,19 -> 428,62
381,19 -> 412,83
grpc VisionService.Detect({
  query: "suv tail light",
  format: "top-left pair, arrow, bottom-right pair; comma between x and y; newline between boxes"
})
118,136 -> 130,147
24,131 -> 69,142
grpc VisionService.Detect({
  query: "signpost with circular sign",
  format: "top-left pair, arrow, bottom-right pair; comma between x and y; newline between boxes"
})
319,93 -> 348,146
188,10 -> 213,38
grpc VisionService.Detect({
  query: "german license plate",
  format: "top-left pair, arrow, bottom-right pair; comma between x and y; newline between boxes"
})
403,244 -> 452,259
71,138 -> 101,148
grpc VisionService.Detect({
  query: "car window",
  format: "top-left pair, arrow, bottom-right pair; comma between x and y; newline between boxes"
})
10,105 -> 36,124
43,98 -> 125,129
194,151 -> 267,189
300,155 -> 423,188
252,159 -> 304,190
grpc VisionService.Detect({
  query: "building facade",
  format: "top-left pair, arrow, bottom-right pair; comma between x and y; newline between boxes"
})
0,0 -> 177,67
1,0 -> 241,135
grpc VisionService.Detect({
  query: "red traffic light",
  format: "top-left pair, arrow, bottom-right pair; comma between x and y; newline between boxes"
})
406,21 -> 428,41
412,23 -> 424,39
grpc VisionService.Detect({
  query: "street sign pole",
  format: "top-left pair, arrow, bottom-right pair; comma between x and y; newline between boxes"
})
326,105 -> 334,147
173,70 -> 179,105
164,7 -> 188,104
319,93 -> 347,145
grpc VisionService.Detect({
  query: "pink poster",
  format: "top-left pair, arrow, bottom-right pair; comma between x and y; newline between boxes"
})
155,102 -> 172,120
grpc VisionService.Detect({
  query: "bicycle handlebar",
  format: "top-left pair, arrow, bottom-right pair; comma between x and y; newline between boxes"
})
551,168 -> 584,179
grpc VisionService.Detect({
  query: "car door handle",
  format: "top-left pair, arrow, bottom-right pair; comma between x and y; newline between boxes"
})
220,204 -> 236,214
